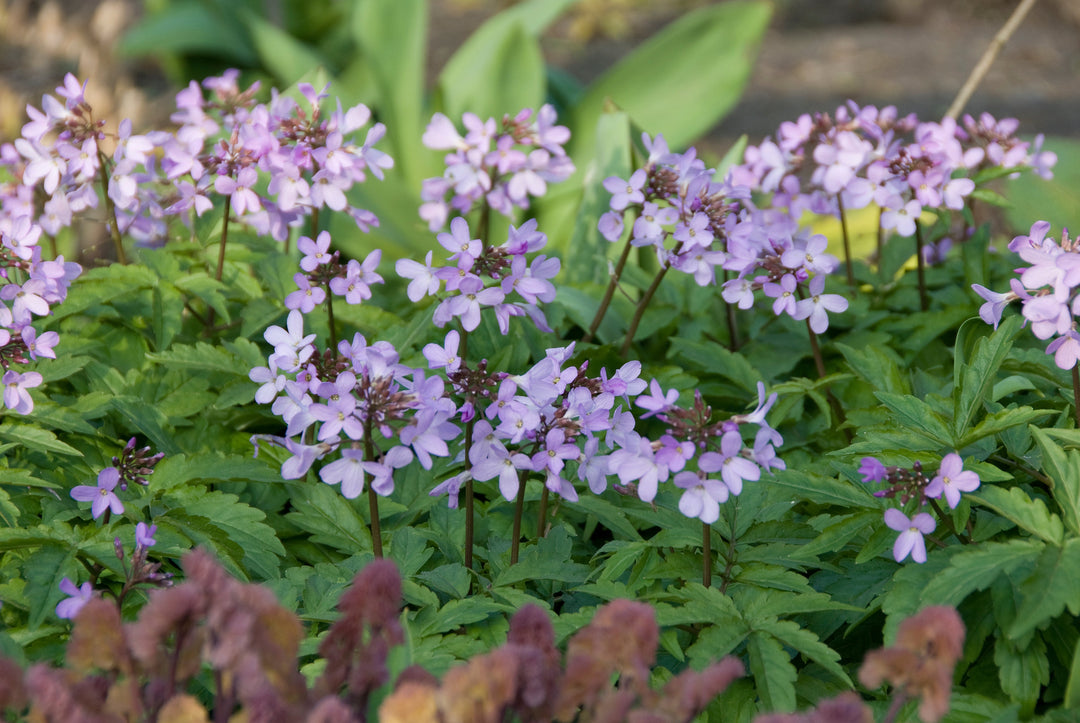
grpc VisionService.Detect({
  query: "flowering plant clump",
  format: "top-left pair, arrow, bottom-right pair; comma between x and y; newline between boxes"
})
3,1 -> 1080,716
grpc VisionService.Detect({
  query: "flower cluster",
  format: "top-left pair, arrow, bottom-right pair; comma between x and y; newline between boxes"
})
858,453 -> 980,563
730,103 -> 1055,251
284,230 -> 383,314
427,339 -> 647,506
973,221 -> 1080,369
396,216 -> 560,334
5,71 -> 390,248
610,381 -> 785,522
598,133 -> 750,288
419,105 -> 575,231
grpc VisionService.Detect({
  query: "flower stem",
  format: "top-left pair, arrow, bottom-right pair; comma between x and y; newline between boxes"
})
96,148 -> 126,265
837,194 -> 855,288
1073,366 -> 1080,428
510,469 -> 529,564
914,221 -> 929,312
584,237 -> 635,344
364,421 -> 383,557
463,417 -> 475,569
927,497 -> 970,545
205,195 -> 232,332
702,521 -> 712,588
723,270 -> 741,351
719,503 -> 738,595
620,247 -> 679,356
325,284 -> 337,352
536,486 -> 549,539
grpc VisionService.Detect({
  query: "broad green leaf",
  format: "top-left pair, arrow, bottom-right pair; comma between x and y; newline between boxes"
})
669,337 -> 762,393
747,630 -> 797,712
768,468 -> 879,508
49,261 -> 158,321
238,7 -> 326,87
417,598 -> 507,637
417,564 -> 471,600
561,109 -> 633,285
874,391 -> 953,446
150,453 -> 282,491
756,618 -> 852,686
1065,636 -> 1080,708
571,494 -> 643,541
437,0 -> 576,122
0,525 -> 75,551
146,341 -> 254,376
967,487 -> 1064,546
1030,426 -> 1080,536
953,314 -> 1022,440
1009,538 -> 1080,641
175,273 -> 231,323
686,624 -> 751,669
836,342 -> 910,396
994,634 -> 1049,714
23,543 -> 78,629
569,1 -> 771,159
168,490 -> 285,580
957,406 -> 1053,449
654,583 -> 742,627
118,0 -> 258,63
109,395 -> 181,456
0,423 -> 82,457
351,0 -> 428,186
920,539 -> 1044,608
437,20 -> 543,123
285,483 -> 372,555
1006,137 -> 1080,234
388,526 -> 433,577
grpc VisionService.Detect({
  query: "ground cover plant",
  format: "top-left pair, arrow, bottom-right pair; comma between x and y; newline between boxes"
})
1,0 -> 1080,721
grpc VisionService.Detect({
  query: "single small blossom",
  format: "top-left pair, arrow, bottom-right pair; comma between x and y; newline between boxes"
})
884,508 -> 936,563
135,522 -> 158,548
859,457 -> 887,483
70,467 -> 125,519
56,578 -> 93,619
925,453 -> 980,508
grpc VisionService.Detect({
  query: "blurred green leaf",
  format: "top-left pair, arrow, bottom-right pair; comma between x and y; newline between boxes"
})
119,0 -> 258,64
238,8 -> 328,87
1006,137 -> 1080,234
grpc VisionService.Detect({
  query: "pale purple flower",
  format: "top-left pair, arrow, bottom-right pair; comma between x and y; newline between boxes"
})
3,369 -> 42,414
135,522 -> 158,548
792,275 -> 848,333
884,508 -> 935,563
285,273 -> 326,313
636,379 -> 679,418
298,231 -> 333,272
603,169 -> 646,211
56,578 -> 93,619
674,471 -> 727,524
859,457 -> 887,483
925,453 -> 980,508
396,251 -> 441,301
423,329 -> 461,372
70,467 -> 125,519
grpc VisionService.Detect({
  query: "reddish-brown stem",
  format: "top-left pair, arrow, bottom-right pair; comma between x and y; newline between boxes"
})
325,284 -> 337,352
536,486 -> 549,539
510,470 -> 529,564
364,419 -> 382,557
723,270 -> 741,351
96,149 -> 126,264
914,221 -> 929,312
584,237 -> 635,344
702,522 -> 712,588
1072,366 -> 1080,428
620,250 -> 678,357
837,194 -> 855,288
927,497 -> 970,545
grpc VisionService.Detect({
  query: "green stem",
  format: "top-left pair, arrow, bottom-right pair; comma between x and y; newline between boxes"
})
205,195 -> 232,333
620,247 -> 680,357
702,522 -> 712,588
584,236 -> 635,344
1073,366 -> 1080,428
927,497 -> 969,545
718,503 -> 738,595
723,269 -> 741,351
463,418 -> 475,569
325,284 -> 337,352
364,422 -> 383,557
510,470 -> 529,565
914,220 -> 929,312
96,149 -> 126,265
837,194 -> 855,288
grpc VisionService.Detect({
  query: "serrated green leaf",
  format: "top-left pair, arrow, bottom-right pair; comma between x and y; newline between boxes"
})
654,583 -> 742,627
0,524 -> 75,551
1008,538 -> 1080,641
109,395 -> 180,456
151,453 -> 282,491
967,487 -> 1064,545
994,633 -> 1049,714
669,338 -> 762,393
175,273 -> 231,323
920,539 -> 1044,608
418,598 -> 507,637
953,315 -> 1022,440
0,466 -> 59,490
417,564 -> 471,600
23,543 -> 78,629
768,468 -> 879,508
747,630 -> 797,712
0,423 -> 82,457
874,391 -> 953,446
569,1 -> 770,159
49,264 -> 158,320
570,494 -> 642,541
169,490 -> 284,580
287,482 -> 373,555
146,341 -> 252,376
151,285 -> 185,352
756,618 -> 852,686
1030,426 -> 1080,536
1064,636 -> 1080,708
957,406 -> 1053,449
836,342 -> 911,396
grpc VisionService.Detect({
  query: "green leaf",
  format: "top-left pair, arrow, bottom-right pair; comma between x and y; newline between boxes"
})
570,494 -> 642,541
109,395 -> 181,456
285,483 -> 372,555
417,563 -> 471,600
1064,636 -> 1080,708
920,539 -> 1044,608
874,391 -> 953,446
118,0 -> 257,63
49,260 -> 158,321
768,468 -> 879,508
953,314 -> 1022,440
175,273 -> 231,324
569,1 -> 770,159
437,17 -> 543,122
23,543 -> 78,629
669,338 -> 762,394
0,423 -> 82,457
238,7 -> 326,86
493,531 -> 591,587
1009,538 -> 1080,641
1006,137 -> 1080,234
417,598 -> 507,637
146,341 -> 253,376
747,630 -> 797,712
1030,426 -> 1080,536
0,524 -> 75,551
994,633 -> 1049,714
150,453 -> 282,490
967,487 -> 1064,546
167,490 -> 284,580
957,406 -> 1053,449
836,342 -> 910,396
756,618 -> 852,687
561,109 -> 633,285
654,583 -> 742,627
351,0 -> 428,186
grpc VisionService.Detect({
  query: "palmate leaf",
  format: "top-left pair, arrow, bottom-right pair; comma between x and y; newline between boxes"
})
285,482 -> 372,555
755,618 -> 852,687
747,630 -> 797,713
1008,538 -> 1080,641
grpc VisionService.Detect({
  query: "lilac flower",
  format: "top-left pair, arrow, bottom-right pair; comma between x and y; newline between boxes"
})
884,508 -> 936,563
636,379 -> 679,418
925,453 -> 980,508
56,578 -> 93,619
423,330 -> 462,372
674,471 -> 727,524
2,369 -> 42,414
298,231 -> 333,272
395,251 -> 441,302
698,431 -> 760,496
71,467 -> 125,519
330,251 -> 383,304
859,457 -> 887,483
285,273 -> 327,313
792,275 -> 848,333
135,522 -> 158,548
320,448 -> 385,498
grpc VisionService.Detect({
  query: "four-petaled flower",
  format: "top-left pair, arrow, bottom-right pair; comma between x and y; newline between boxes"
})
70,467 -> 125,519
884,508 -> 936,563
926,453 -> 980,508
56,577 -> 93,619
